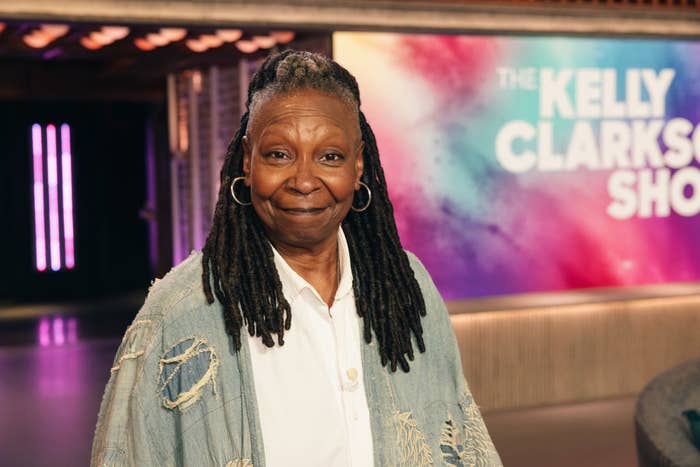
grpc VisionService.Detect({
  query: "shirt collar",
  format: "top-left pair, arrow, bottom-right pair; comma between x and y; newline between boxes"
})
270,228 -> 354,306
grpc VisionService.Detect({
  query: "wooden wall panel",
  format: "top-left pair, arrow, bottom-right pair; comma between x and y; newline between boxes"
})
452,296 -> 700,412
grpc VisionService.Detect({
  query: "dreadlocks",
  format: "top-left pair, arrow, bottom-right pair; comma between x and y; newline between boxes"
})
201,50 -> 426,372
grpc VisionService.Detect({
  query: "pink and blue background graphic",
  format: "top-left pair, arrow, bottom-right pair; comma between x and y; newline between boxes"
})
333,32 -> 700,300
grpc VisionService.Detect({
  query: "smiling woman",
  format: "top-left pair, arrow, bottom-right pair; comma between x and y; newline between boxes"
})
91,50 -> 502,467
241,90 -> 364,305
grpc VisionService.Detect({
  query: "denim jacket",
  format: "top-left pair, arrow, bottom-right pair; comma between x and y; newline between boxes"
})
91,251 -> 502,467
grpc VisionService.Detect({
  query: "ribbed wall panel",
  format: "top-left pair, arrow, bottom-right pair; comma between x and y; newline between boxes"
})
451,296 -> 700,412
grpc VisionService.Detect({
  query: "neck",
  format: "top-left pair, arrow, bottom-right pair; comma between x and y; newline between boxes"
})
272,235 -> 340,307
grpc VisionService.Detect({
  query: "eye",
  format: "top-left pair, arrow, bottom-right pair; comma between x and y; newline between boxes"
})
264,151 -> 289,161
320,152 -> 344,163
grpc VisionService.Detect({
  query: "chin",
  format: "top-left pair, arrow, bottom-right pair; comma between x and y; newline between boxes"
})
274,224 -> 340,249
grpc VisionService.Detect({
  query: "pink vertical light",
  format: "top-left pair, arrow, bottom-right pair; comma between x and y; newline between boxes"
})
46,124 -> 61,271
38,317 -> 50,347
32,124 -> 47,271
53,316 -> 65,346
60,124 -> 75,269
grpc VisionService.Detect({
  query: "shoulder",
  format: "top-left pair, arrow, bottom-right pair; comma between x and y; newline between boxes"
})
402,249 -> 454,343
404,249 -> 442,306
144,251 -> 206,318
137,251 -> 217,331
112,251 -> 213,372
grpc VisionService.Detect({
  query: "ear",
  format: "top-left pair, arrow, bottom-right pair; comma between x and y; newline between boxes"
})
354,140 -> 365,189
242,135 -> 252,185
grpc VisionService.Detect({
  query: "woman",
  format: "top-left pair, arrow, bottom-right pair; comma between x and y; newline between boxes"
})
92,50 -> 501,467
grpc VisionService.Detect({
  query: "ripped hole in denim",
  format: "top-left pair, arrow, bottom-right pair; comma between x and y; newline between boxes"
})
158,336 -> 219,411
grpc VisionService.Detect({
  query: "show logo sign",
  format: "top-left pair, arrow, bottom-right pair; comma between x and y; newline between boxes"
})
335,32 -> 700,298
495,67 -> 700,219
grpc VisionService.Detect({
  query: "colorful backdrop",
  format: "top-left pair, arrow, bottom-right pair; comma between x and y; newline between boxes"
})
333,32 -> 700,300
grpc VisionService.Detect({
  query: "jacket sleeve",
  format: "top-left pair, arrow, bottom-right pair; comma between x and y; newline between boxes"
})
406,251 -> 503,467
90,306 -> 162,467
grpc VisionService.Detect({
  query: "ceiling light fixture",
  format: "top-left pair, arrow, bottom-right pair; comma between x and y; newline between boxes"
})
80,36 -> 102,50
185,39 -> 208,53
235,39 -> 259,54
216,29 -> 243,43
160,28 -> 187,42
134,37 -> 156,51
199,34 -> 223,48
146,33 -> 170,47
23,31 -> 52,49
252,35 -> 276,49
101,26 -> 130,41
270,31 -> 295,44
41,24 -> 69,39
90,31 -> 114,46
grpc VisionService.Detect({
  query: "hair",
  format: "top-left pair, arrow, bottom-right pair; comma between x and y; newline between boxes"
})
201,50 -> 426,372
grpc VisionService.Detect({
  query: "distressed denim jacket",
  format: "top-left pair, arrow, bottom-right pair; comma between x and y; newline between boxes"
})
91,251 -> 502,467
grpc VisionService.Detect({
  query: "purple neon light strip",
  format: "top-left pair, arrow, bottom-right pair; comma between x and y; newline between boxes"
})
53,316 -> 65,346
60,124 -> 75,269
46,124 -> 61,271
32,124 -> 47,271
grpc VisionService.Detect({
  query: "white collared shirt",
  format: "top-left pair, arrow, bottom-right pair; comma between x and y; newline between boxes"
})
246,228 -> 374,467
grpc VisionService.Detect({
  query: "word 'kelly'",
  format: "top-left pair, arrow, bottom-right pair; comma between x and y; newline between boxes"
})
540,68 -> 675,119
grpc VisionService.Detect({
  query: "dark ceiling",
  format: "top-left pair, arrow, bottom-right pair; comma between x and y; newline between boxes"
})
0,21 -> 329,101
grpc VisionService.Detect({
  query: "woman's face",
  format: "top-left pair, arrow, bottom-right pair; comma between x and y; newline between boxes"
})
242,89 -> 364,250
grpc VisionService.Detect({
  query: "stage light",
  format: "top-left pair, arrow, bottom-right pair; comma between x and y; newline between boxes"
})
53,316 -> 65,346
160,27 -> 187,42
23,31 -> 52,49
146,32 -> 170,47
235,39 -> 259,54
90,31 -> 114,46
252,35 -> 276,49
270,31 -> 295,44
101,26 -> 130,41
0,23 -> 6,35
185,39 -> 208,53
134,37 -> 156,51
192,71 -> 202,93
80,36 -> 102,50
199,34 -> 223,48
61,124 -> 74,269
46,124 -> 61,272
216,29 -> 242,42
32,124 -> 47,272
41,24 -> 69,39
31,123 -> 76,273
38,318 -> 50,347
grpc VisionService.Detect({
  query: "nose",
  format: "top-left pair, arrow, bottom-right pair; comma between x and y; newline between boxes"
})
287,156 -> 321,195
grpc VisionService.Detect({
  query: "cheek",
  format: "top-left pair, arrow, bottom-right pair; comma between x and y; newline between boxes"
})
329,162 -> 362,200
328,175 -> 359,202
249,169 -> 278,201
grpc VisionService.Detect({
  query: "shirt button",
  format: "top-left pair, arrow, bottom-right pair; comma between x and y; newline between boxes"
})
342,369 -> 359,391
344,368 -> 359,391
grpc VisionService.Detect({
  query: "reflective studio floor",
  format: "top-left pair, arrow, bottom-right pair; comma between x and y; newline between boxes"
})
0,297 -> 639,467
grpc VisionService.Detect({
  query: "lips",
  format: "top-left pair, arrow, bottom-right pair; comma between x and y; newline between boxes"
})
280,206 -> 328,215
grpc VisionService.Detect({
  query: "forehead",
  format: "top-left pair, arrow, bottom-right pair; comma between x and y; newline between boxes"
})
247,89 -> 360,140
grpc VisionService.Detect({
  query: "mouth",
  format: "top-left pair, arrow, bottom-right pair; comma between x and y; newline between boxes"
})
280,206 -> 328,216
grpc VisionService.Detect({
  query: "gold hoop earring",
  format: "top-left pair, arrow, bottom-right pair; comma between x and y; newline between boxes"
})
230,176 -> 252,206
351,181 -> 372,212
